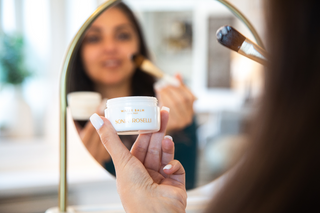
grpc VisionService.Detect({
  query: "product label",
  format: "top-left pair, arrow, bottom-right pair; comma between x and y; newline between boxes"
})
105,106 -> 160,132
115,118 -> 152,124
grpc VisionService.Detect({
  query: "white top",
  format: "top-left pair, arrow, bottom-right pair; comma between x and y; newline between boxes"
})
106,96 -> 158,107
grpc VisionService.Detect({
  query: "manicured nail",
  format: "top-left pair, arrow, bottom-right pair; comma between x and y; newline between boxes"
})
163,164 -> 172,170
161,106 -> 170,113
164,135 -> 173,141
90,113 -> 104,130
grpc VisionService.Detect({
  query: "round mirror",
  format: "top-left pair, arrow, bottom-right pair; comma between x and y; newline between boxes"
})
65,0 -> 264,190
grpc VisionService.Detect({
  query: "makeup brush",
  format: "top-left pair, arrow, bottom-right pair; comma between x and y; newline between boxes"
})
216,25 -> 268,66
131,54 -> 180,87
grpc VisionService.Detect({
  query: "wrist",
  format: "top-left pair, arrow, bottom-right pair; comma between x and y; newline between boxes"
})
121,192 -> 186,213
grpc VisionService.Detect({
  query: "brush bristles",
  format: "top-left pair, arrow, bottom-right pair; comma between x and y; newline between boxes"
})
216,25 -> 246,52
131,53 -> 145,67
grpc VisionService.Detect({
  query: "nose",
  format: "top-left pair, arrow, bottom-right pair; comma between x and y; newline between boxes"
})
102,37 -> 117,54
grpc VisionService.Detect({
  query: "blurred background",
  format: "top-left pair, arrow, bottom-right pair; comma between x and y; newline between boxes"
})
0,0 -> 264,212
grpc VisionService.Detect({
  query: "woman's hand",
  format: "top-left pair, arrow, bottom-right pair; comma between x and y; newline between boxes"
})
74,99 -> 111,166
155,74 -> 196,133
90,108 -> 187,213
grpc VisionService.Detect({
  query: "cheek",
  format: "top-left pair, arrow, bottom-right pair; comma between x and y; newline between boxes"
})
81,46 -> 93,67
81,46 -> 101,79
80,46 -> 103,83
81,46 -> 99,69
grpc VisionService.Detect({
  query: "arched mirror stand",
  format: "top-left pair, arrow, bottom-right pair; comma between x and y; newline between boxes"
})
58,0 -> 264,212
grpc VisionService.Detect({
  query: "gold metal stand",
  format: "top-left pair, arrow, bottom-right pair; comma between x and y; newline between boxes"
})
59,0 -> 120,212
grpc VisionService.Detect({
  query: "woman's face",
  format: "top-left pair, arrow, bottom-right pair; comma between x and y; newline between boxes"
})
81,7 -> 139,86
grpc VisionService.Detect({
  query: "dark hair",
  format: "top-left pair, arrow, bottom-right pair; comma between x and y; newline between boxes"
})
67,2 -> 155,97
206,0 -> 320,212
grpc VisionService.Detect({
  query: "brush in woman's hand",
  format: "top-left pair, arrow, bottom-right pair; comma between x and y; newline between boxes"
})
216,25 -> 268,66
131,54 -> 180,87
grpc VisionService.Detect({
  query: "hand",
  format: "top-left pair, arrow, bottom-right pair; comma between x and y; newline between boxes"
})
74,98 -> 111,166
90,108 -> 187,213
155,74 -> 196,133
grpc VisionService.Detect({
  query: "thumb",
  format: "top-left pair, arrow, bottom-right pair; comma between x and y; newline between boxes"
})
89,113 -> 131,169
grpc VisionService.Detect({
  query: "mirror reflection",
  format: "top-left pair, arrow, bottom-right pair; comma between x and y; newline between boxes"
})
67,1 -> 264,190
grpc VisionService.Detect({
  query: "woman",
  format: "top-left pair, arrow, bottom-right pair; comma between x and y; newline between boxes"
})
67,2 -> 197,189
91,0 -> 320,212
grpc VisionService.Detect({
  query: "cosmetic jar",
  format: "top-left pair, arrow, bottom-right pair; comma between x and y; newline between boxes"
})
67,91 -> 102,120
105,97 -> 160,135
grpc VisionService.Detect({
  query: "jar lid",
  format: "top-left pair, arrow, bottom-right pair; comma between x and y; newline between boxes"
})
67,92 -> 101,105
106,96 -> 157,107
67,92 -> 102,120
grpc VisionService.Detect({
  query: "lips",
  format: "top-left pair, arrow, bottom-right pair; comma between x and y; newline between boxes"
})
102,59 -> 121,68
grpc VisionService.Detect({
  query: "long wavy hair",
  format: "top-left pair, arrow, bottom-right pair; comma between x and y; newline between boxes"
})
206,0 -> 320,212
67,2 -> 155,97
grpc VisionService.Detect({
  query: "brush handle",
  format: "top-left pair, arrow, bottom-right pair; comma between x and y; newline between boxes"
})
140,60 -> 164,79
238,38 -> 268,66
140,60 -> 180,87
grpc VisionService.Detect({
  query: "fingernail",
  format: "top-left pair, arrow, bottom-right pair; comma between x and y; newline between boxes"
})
161,106 -> 170,113
164,135 -> 173,141
90,113 -> 104,130
163,164 -> 172,170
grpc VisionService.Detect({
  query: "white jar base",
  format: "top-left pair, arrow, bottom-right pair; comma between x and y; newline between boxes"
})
117,128 -> 160,135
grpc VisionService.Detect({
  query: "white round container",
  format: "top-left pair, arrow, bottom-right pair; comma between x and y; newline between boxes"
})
105,96 -> 160,135
67,92 -> 102,120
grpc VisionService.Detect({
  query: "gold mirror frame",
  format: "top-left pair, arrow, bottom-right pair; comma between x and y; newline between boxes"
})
59,0 -> 264,211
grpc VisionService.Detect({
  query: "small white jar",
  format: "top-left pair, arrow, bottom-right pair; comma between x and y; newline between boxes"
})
105,96 -> 160,135
67,91 -> 102,120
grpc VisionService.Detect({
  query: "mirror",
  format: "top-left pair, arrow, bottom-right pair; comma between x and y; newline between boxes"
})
64,0 -> 264,195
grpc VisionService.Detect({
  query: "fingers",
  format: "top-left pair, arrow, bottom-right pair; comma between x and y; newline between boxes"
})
155,75 -> 195,131
163,160 -> 185,186
162,74 -> 196,104
156,88 -> 193,131
131,107 -> 170,164
175,73 -> 197,101
143,108 -> 170,171
130,133 -> 152,163
161,135 -> 175,167
161,88 -> 192,121
81,123 -> 111,164
159,135 -> 175,178
90,113 -> 132,170
90,106 -> 171,174
78,119 -> 96,139
160,86 -> 194,112
78,121 -> 111,164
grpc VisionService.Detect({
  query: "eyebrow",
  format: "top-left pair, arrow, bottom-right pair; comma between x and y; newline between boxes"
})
115,23 -> 135,31
86,26 -> 99,32
86,23 -> 135,33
